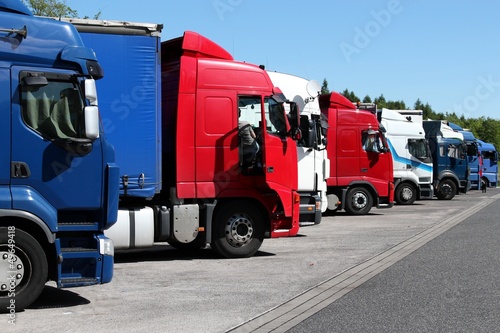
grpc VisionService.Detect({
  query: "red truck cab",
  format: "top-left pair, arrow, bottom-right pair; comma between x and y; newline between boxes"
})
161,32 -> 300,257
319,92 -> 394,215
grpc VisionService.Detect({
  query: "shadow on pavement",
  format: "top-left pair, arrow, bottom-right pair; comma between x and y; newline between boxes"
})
28,286 -> 90,310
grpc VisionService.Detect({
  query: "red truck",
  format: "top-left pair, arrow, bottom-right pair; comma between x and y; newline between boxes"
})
319,93 -> 394,214
63,19 -> 301,258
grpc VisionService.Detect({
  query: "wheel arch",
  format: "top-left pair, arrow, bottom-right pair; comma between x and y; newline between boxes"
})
214,197 -> 269,232
0,212 -> 56,280
436,171 -> 460,188
345,181 -> 378,205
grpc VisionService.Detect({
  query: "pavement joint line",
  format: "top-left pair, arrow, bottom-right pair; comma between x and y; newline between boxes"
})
226,194 -> 500,333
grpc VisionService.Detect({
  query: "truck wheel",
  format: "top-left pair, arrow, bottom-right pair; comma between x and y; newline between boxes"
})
345,187 -> 373,215
211,201 -> 264,258
436,179 -> 456,200
0,227 -> 48,312
395,183 -> 417,205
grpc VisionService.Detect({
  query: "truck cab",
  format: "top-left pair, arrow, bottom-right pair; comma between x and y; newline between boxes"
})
161,32 -> 301,257
319,93 -> 394,215
477,139 -> 498,188
380,109 -> 433,204
423,120 -> 470,199
1,2 -> 118,312
267,71 -> 329,225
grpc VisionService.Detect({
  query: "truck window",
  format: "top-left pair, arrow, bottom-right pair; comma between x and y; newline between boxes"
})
466,143 -> 478,157
238,96 -> 262,171
265,97 -> 287,137
408,139 -> 430,161
482,151 -> 497,163
21,79 -> 85,140
446,143 -> 464,159
362,130 -> 386,153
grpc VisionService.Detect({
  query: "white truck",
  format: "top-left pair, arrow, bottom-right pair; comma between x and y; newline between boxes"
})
379,109 -> 433,204
267,71 -> 329,224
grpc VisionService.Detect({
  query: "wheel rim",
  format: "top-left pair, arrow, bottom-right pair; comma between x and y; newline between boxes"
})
225,213 -> 254,248
0,251 -> 25,293
401,187 -> 413,201
440,184 -> 452,195
351,191 -> 368,210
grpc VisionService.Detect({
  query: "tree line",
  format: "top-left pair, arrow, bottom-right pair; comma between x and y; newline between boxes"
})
321,79 -> 500,151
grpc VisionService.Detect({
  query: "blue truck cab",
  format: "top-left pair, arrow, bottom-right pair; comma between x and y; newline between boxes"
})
0,0 -> 119,312
446,122 -> 481,190
477,139 -> 498,188
423,120 -> 470,200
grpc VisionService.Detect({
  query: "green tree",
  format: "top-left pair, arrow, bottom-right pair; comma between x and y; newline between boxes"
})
21,0 -> 101,19
321,79 -> 329,95
341,89 -> 360,102
22,0 -> 77,17
386,100 -> 406,110
374,94 -> 387,109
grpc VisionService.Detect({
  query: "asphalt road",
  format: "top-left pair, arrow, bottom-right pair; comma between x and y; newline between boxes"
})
5,188 -> 500,333
286,191 -> 500,333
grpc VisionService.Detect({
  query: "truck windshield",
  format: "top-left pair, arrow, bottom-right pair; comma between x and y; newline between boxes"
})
21,78 -> 85,140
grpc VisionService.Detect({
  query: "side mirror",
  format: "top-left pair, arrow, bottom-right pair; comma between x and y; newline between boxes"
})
291,128 -> 302,141
85,106 -> 100,139
85,79 -> 98,106
287,101 -> 302,140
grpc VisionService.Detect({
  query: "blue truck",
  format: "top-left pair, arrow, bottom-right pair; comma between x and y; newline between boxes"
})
447,122 -> 481,190
477,139 -> 498,188
447,122 -> 498,190
0,1 -> 119,313
422,120 -> 470,200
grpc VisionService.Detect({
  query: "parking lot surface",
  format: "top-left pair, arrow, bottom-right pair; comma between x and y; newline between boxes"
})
6,188 -> 499,333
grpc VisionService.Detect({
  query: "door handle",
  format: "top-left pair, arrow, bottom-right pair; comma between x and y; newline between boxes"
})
11,162 -> 31,178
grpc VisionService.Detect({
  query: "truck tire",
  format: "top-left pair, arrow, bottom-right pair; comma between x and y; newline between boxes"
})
345,187 -> 373,215
211,201 -> 264,258
436,179 -> 456,200
395,183 -> 417,205
0,227 -> 48,313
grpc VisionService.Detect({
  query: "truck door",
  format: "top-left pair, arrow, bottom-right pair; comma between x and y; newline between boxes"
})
0,69 -> 11,208
10,68 -> 104,224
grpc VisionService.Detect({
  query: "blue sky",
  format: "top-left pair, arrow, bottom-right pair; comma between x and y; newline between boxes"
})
68,0 -> 500,119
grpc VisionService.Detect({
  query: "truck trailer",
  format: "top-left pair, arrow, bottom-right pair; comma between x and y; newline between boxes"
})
318,94 -> 394,215
62,19 -> 301,258
0,1 -> 118,312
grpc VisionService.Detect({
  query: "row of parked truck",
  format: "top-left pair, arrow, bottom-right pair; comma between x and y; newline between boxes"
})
1,0 -> 497,312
